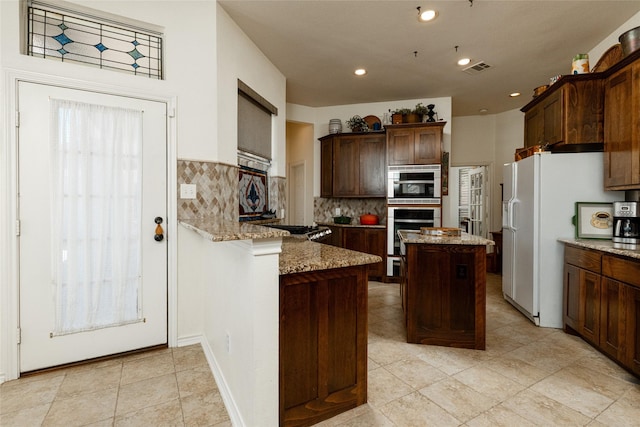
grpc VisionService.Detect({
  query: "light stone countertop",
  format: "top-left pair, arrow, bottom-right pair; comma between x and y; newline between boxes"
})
179,219 -> 382,274
399,230 -> 494,246
279,237 -> 382,275
558,238 -> 640,260
179,218 -> 288,242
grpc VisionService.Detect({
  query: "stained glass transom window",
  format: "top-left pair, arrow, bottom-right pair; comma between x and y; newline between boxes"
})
27,4 -> 163,79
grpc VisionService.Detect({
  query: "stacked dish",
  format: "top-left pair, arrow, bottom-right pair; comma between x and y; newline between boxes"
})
329,119 -> 342,134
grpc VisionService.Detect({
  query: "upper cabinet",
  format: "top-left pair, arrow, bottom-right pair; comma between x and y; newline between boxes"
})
521,75 -> 604,151
319,132 -> 386,198
386,122 -> 445,165
604,58 -> 640,190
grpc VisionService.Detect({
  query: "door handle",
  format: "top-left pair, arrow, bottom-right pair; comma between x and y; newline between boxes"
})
154,217 -> 164,242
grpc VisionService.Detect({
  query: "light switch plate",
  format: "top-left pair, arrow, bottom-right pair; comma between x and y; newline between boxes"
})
180,183 -> 197,199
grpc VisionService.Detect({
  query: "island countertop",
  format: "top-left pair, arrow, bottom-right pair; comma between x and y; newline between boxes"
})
399,230 -> 494,246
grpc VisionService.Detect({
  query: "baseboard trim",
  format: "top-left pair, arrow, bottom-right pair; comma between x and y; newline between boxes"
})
177,334 -> 244,426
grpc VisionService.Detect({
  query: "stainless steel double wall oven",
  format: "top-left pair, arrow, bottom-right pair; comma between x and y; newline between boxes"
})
387,164 -> 442,276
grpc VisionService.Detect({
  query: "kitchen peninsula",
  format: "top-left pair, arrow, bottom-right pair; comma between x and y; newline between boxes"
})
180,219 -> 380,427
399,230 -> 494,350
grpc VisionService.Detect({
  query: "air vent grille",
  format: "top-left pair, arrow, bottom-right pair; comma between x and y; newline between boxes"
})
462,61 -> 491,75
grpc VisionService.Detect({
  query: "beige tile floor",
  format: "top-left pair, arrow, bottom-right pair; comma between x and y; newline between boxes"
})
1,273 -> 639,426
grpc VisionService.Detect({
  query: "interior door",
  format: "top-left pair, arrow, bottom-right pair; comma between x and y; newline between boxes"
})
18,81 -> 167,372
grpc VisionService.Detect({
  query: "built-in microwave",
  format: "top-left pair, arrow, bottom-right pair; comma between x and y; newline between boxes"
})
387,164 -> 441,205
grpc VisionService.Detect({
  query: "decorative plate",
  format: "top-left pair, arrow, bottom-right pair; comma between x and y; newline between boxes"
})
363,115 -> 381,130
591,44 -> 623,72
239,166 -> 268,220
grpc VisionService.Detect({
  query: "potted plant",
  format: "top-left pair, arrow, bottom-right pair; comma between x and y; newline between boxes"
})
413,103 -> 428,122
345,115 -> 369,132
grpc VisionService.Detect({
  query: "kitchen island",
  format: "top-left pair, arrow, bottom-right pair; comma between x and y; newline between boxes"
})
179,219 -> 379,427
399,230 -> 494,350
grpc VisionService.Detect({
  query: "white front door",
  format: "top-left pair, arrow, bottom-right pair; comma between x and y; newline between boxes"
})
18,82 -> 168,372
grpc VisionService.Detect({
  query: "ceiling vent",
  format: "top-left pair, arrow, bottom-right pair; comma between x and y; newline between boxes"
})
462,61 -> 491,75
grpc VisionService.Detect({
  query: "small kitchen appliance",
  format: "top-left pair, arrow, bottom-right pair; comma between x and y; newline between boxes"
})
612,201 -> 640,249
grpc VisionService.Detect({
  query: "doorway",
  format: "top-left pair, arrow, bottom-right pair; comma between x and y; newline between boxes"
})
17,82 -> 168,372
450,165 -> 491,238
285,121 -> 314,225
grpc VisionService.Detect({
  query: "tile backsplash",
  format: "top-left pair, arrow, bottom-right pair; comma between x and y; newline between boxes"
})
314,197 -> 386,224
177,159 -> 286,222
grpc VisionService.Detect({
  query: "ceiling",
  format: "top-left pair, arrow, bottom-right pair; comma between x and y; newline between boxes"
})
219,0 -> 640,117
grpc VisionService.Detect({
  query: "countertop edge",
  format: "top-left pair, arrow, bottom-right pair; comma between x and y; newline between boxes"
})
179,220 -> 289,242
399,230 -> 494,246
559,238 -> 640,260
279,239 -> 382,275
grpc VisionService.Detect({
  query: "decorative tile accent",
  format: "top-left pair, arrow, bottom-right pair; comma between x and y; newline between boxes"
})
314,197 -> 387,223
177,160 -> 238,221
269,176 -> 286,218
239,167 -> 268,220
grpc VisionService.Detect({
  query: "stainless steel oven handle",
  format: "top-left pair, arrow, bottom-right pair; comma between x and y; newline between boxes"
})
394,219 -> 435,224
394,180 -> 434,184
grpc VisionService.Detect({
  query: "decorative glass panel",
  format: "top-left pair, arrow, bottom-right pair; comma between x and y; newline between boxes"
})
28,5 -> 163,79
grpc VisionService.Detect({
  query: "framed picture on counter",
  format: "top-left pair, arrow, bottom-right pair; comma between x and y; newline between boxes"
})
574,202 -> 614,239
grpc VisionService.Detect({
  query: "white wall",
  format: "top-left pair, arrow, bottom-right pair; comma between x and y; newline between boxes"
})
589,11 -> 640,64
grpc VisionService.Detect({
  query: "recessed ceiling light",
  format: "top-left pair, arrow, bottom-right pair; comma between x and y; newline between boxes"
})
417,7 -> 438,22
458,58 -> 471,66
509,92 -> 521,98
479,108 -> 488,113
354,68 -> 367,76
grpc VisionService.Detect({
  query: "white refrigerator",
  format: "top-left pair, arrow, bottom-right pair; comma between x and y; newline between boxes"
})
502,152 -> 622,328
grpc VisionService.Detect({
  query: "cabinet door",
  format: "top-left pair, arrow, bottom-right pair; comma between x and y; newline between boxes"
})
387,129 -> 414,165
358,136 -> 386,197
564,263 -> 582,332
542,89 -> 564,146
600,278 -> 625,359
320,137 -> 334,197
343,228 -> 366,252
325,225 -> 343,247
365,229 -> 385,279
414,127 -> 442,164
563,262 -> 600,344
333,136 -> 359,196
625,283 -> 640,376
604,64 -> 638,189
524,107 -> 544,148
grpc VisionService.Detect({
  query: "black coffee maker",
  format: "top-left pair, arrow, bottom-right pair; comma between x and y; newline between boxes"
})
613,201 -> 640,249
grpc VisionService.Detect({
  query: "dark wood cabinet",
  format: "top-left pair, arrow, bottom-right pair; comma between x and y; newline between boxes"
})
563,246 -> 601,344
320,137 -> 333,197
403,243 -> 486,350
521,76 -> 604,150
279,265 -> 368,427
563,243 -> 640,377
319,133 -> 386,198
604,60 -> 640,190
342,227 -> 386,280
386,122 -> 445,165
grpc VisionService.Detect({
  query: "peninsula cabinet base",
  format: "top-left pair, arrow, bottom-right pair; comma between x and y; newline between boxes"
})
279,265 -> 368,427
402,244 -> 486,350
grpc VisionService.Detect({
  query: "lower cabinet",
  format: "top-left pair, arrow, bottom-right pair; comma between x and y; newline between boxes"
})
563,244 -> 640,376
325,226 -> 386,281
279,265 -> 368,427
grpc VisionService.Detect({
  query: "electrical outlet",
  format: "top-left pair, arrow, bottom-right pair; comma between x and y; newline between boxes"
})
335,208 -> 341,216
225,331 -> 230,353
180,184 -> 197,199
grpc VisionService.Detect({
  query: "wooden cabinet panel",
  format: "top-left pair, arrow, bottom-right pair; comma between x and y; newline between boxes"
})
343,227 -> 386,280
386,122 -> 445,165
319,133 -> 386,198
324,225 -> 343,248
333,136 -> 359,197
602,254 -> 640,288
564,245 -> 601,272
600,278 -> 625,359
625,284 -> 640,375
280,266 -> 367,427
358,136 -> 386,196
414,127 -> 442,164
604,62 -> 640,190
564,263 -> 582,332
521,76 -> 604,150
320,137 -> 333,198
405,244 -> 485,350
562,260 -> 600,344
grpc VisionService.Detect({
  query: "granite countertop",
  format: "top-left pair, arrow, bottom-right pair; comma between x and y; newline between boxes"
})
180,219 -> 382,274
179,218 -> 288,242
559,238 -> 640,260
280,237 -> 382,275
316,221 -> 386,229
399,230 -> 494,246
